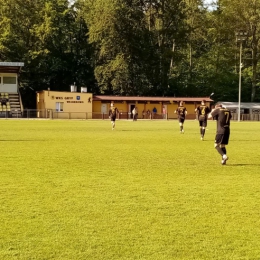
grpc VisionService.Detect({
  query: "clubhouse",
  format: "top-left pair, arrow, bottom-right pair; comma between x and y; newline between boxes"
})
36,89 -> 213,119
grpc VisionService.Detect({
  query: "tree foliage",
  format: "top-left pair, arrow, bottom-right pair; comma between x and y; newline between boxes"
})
0,0 -> 95,108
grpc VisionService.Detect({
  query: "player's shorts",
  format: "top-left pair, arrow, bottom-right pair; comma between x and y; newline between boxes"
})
110,116 -> 116,122
178,117 -> 185,123
199,120 -> 207,127
215,129 -> 230,145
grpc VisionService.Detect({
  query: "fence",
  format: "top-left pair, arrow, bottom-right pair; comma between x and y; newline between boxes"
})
0,110 -> 170,120
1,109 -> 260,121
231,113 -> 260,121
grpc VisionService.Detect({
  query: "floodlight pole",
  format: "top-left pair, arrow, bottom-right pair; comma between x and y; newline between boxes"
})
236,31 -> 247,122
238,41 -> 242,122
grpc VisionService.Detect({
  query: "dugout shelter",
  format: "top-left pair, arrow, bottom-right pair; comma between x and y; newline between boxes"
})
92,96 -> 213,120
217,101 -> 260,121
0,62 -> 24,118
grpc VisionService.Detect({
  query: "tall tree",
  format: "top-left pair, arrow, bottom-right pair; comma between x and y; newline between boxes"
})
220,0 -> 260,101
82,0 -> 147,95
171,0 -> 208,96
82,0 -> 187,96
137,0 -> 188,96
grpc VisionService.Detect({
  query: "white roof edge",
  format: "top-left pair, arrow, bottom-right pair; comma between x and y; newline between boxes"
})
217,101 -> 260,108
0,62 -> 24,66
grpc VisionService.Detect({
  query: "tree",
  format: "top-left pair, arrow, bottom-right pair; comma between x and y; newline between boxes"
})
82,0 -> 188,96
0,0 -> 95,108
220,0 -> 260,101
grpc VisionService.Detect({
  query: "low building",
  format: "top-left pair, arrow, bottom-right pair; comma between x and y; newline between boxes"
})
36,90 -> 213,119
217,102 -> 260,121
36,89 -> 93,119
93,95 -> 213,119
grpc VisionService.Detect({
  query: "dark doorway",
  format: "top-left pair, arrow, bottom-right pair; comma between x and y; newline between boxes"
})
244,108 -> 250,114
130,104 -> 135,119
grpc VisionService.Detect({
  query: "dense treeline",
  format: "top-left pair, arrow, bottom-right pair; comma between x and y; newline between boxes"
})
0,0 -> 260,108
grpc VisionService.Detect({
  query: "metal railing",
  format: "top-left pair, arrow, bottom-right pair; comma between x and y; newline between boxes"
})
1,109 -> 260,121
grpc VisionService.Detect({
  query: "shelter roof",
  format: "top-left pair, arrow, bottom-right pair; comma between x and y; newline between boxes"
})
0,62 -> 24,73
93,95 -> 213,102
217,102 -> 260,109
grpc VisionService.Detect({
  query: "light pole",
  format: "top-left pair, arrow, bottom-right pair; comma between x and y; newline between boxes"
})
235,31 -> 247,121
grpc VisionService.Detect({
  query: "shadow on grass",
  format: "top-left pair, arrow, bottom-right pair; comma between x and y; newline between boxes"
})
227,163 -> 260,166
232,140 -> 260,142
120,129 -> 151,131
0,140 -> 45,141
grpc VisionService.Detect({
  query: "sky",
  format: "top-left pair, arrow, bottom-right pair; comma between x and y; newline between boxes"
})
68,0 -> 74,7
203,0 -> 218,10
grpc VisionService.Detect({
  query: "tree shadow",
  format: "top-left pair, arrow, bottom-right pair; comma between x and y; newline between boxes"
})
232,140 -> 260,142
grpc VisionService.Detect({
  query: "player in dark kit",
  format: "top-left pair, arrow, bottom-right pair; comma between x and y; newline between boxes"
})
208,104 -> 232,165
195,100 -> 210,140
108,103 -> 119,130
174,101 -> 187,133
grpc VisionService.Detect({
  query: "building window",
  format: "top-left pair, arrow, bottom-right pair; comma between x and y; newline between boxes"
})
3,77 -> 16,84
56,102 -> 64,112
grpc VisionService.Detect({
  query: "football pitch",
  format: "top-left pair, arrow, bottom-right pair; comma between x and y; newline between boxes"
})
1,119 -> 260,259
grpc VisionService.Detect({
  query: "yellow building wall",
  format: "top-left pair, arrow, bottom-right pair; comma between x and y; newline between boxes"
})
114,102 -> 126,112
91,100 -> 210,119
93,101 -> 102,113
92,102 -> 128,114
37,90 -> 93,119
166,103 -> 178,119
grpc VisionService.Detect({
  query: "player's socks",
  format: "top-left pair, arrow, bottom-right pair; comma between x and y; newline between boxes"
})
221,147 -> 226,154
215,146 -> 224,156
221,154 -> 229,165
202,129 -> 205,137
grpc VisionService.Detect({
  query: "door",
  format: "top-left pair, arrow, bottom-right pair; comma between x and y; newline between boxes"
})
163,105 -> 167,119
101,104 -> 107,114
129,104 -> 135,119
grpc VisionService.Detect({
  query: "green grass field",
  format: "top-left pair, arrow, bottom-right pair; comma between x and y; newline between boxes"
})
1,119 -> 260,260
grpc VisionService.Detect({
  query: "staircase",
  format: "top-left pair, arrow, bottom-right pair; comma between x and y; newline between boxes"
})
8,93 -> 22,118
